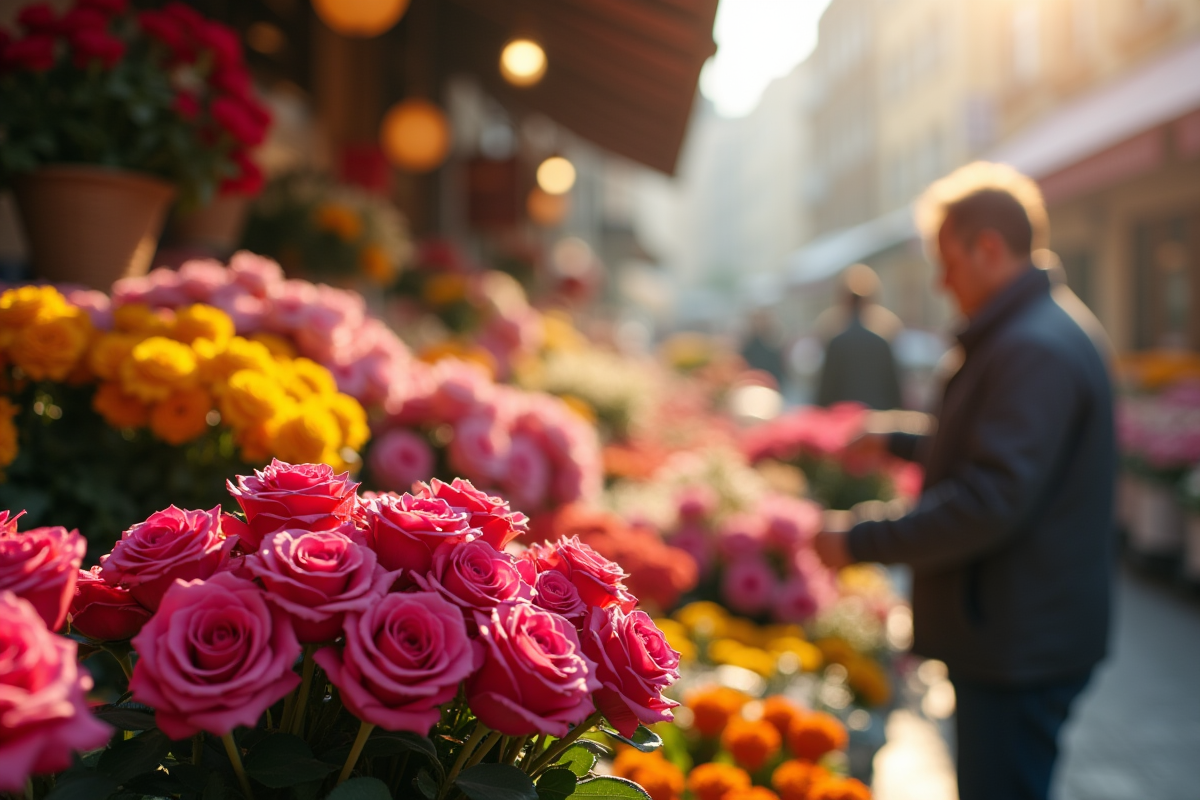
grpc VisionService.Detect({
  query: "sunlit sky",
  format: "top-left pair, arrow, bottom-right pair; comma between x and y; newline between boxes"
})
700,0 -> 833,118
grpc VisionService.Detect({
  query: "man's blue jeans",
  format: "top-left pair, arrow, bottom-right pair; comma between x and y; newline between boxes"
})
952,670 -> 1092,800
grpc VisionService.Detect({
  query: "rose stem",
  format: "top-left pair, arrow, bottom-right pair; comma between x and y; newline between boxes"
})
289,645 -> 318,738
115,651 -> 134,681
192,734 -> 204,766
528,711 -> 605,776
464,731 -> 502,769
439,722 -> 488,800
220,732 -> 256,800
25,777 -> 34,800
522,733 -> 546,771
504,735 -> 530,765
337,720 -> 377,785
278,688 -> 297,733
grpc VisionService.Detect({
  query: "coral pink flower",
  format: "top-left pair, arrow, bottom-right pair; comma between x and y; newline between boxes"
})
227,460 -> 360,551
413,539 -> 533,614
581,606 -> 680,737
415,477 -> 529,549
356,492 -> 475,575
69,566 -> 152,641
0,518 -> 85,631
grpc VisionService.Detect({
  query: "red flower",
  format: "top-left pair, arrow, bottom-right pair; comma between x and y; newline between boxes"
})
59,7 -> 107,35
17,4 -> 58,35
70,28 -> 125,69
137,10 -> 192,61
79,0 -> 129,15
68,566 -> 152,641
211,94 -> 269,146
5,35 -> 56,71
219,150 -> 264,196
163,1 -> 205,30
194,20 -> 242,71
210,63 -> 251,98
173,90 -> 200,121
415,477 -> 529,549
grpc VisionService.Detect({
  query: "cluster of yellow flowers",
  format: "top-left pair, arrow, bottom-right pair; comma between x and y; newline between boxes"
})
0,286 -> 368,470
661,601 -> 825,680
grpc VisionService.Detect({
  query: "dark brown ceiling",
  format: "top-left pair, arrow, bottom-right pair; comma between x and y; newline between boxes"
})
440,0 -> 719,175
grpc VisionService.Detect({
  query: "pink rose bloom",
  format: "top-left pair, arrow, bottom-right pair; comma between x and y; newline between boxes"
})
63,288 -> 113,330
467,602 -> 600,736
721,556 -> 778,616
101,506 -> 235,611
266,279 -> 320,332
716,514 -> 766,560
0,520 -> 85,631
532,569 -> 588,626
0,592 -> 113,792
413,539 -> 532,614
176,259 -> 232,301
527,536 -> 638,612
129,572 -> 301,739
581,606 -> 680,737
357,492 -> 475,575
247,529 -> 396,643
774,575 -> 821,623
208,283 -> 267,332
226,460 -> 360,551
762,496 -> 823,552
415,477 -> 529,549
429,359 -> 495,422
368,429 -> 435,493
69,566 -> 152,641
668,523 -> 713,575
500,434 -> 551,511
314,591 -> 477,734
229,250 -> 284,296
448,409 -> 510,483
677,485 -> 717,523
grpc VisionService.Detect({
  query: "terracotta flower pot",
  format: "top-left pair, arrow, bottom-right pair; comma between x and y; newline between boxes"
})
170,194 -> 251,256
14,164 -> 176,290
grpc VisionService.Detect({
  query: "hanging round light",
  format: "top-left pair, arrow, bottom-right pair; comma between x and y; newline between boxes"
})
312,0 -> 410,38
379,99 -> 452,173
536,156 -> 575,195
500,38 -> 547,87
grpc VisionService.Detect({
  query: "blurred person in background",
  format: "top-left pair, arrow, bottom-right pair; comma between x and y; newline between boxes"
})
816,264 -> 903,409
815,162 -> 1116,800
740,308 -> 786,387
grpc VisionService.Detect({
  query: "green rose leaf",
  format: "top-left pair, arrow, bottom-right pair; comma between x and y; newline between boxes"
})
97,728 -> 171,783
91,702 -> 157,732
325,777 -> 392,800
44,773 -> 119,800
598,726 -> 663,753
455,763 -> 539,800
416,769 -> 439,800
572,776 -> 652,799
555,744 -> 597,777
536,767 -> 578,800
244,733 -> 336,788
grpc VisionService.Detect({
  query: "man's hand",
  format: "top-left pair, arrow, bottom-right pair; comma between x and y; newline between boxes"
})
816,510 -> 856,570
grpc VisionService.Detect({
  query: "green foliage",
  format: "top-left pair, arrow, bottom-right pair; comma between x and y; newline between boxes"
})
554,745 -> 597,778
571,776 -> 651,799
535,768 -> 578,800
597,726 -> 662,754
324,778 -> 391,800
454,763 -> 539,800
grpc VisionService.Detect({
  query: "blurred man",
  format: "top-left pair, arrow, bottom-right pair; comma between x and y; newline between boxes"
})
740,309 -> 786,386
816,264 -> 903,409
815,162 -> 1115,800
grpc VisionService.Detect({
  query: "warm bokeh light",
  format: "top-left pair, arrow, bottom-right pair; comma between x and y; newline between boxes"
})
312,0 -> 410,38
379,99 -> 451,173
527,187 -> 569,227
536,156 -> 576,195
500,39 -> 547,87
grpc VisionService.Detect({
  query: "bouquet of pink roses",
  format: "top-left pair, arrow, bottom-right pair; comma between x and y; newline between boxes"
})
0,461 -> 676,800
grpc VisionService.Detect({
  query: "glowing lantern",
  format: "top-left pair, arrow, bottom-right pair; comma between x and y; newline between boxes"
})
380,99 -> 452,173
536,156 -> 575,195
527,187 -> 569,227
312,0 -> 410,38
500,39 -> 547,87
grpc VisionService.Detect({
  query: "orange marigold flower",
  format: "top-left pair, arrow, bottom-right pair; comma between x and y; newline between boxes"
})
762,696 -> 805,741
772,759 -> 831,800
687,686 -> 748,737
93,382 -> 150,429
687,763 -> 751,800
612,750 -> 685,800
149,387 -> 213,445
722,717 -> 782,772
723,788 -> 781,800
788,712 -> 848,763
808,777 -> 872,800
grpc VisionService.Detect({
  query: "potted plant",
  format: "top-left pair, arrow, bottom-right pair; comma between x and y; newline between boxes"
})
0,0 -> 269,288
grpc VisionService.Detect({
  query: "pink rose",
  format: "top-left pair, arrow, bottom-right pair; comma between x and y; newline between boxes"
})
500,434 -> 551,510
368,429 -> 435,493
357,492 -> 474,575
774,575 -> 822,623
532,569 -> 588,626
429,359 -> 494,422
69,566 -> 152,641
677,485 -> 717,523
129,572 -> 301,739
448,410 -> 509,483
0,592 -> 113,792
101,505 -> 234,611
527,536 -> 638,612
314,591 -> 477,734
415,477 -> 529,549
413,539 -> 532,614
0,521 -> 85,631
717,514 -> 766,560
229,250 -> 284,296
247,529 -> 395,643
467,602 -> 600,736
581,606 -> 680,737
721,557 -> 778,616
668,523 -> 713,575
762,496 -> 822,552
227,460 -> 360,551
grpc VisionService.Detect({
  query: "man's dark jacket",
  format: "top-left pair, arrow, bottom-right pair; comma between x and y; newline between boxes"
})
847,267 -> 1116,684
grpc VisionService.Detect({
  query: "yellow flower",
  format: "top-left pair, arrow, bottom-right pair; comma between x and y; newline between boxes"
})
421,273 -> 469,307
0,398 -> 19,468
674,601 -> 730,639
93,382 -> 150,429
219,369 -> 289,430
360,244 -> 396,284
113,303 -> 173,335
271,401 -> 343,465
171,304 -> 234,349
559,394 -> 597,424
289,357 -> 339,397
324,392 -> 370,451
767,637 -> 824,673
846,656 -> 892,707
652,618 -> 696,661
9,307 -> 92,381
249,332 -> 297,359
314,203 -> 363,242
709,640 -> 776,678
120,336 -> 198,402
196,336 -> 276,391
150,387 -> 214,445
89,332 -> 143,381
815,637 -> 857,667
0,286 -> 69,332
541,311 -> 585,352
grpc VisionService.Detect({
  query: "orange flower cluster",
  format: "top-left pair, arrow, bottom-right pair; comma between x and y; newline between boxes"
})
688,763 -> 752,800
722,717 -> 782,771
772,760 -> 830,800
788,710 -> 849,763
685,686 -> 749,738
612,749 -> 686,800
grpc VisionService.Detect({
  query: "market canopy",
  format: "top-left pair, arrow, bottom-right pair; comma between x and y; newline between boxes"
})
442,0 -> 719,175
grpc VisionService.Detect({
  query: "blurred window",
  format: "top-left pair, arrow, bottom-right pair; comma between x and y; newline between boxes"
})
1133,213 -> 1198,349
1012,4 -> 1041,83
